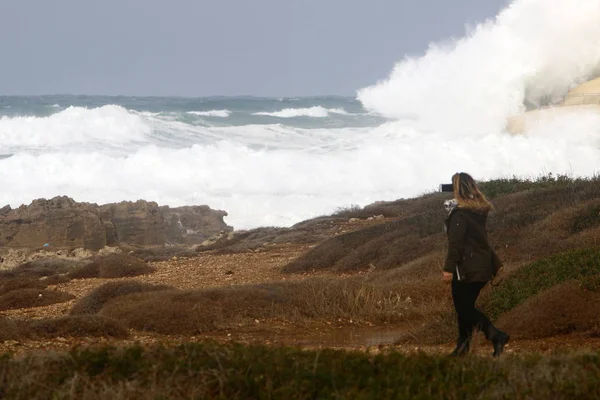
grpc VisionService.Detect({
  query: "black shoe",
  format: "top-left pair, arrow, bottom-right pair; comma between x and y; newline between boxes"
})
449,339 -> 470,357
492,331 -> 510,357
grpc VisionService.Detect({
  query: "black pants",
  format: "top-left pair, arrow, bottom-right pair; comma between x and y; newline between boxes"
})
451,280 -> 494,342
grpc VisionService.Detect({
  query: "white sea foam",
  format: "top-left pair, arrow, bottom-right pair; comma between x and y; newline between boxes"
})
254,106 -> 349,118
187,110 -> 231,117
0,111 -> 599,229
0,105 -> 150,151
358,0 -> 600,135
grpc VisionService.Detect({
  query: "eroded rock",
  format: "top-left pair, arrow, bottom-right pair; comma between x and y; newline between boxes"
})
0,196 -> 231,251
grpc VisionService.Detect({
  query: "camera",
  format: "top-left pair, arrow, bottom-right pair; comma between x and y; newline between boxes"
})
439,183 -> 454,193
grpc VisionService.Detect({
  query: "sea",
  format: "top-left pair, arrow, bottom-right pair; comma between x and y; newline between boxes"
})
2,0 -> 600,230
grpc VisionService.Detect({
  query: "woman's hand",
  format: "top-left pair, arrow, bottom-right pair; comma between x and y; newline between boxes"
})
443,272 -> 453,282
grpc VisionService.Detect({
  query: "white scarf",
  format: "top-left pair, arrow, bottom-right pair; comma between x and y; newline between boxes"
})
443,199 -> 458,233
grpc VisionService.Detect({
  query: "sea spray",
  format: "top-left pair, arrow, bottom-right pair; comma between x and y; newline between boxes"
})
357,0 -> 600,135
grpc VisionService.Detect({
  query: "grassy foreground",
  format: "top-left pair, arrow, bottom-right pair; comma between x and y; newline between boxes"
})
1,341 -> 599,399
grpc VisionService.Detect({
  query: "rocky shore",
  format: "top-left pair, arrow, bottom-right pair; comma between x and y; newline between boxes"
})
0,196 -> 232,267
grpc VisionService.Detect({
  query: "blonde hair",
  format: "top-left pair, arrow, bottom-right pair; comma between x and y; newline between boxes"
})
452,172 -> 493,213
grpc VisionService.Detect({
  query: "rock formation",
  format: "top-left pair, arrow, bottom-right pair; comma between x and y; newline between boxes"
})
0,196 -> 232,250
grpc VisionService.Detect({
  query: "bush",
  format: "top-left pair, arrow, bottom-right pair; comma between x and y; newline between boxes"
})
0,317 -> 23,342
496,281 -> 600,338
0,289 -> 75,311
13,258 -> 84,278
477,173 -> 583,199
283,212 -> 446,274
1,315 -> 128,342
571,203 -> 600,234
98,277 -> 434,335
484,247 -> 600,320
67,263 -> 101,279
27,315 -> 129,339
581,274 -> 600,292
68,254 -> 154,279
41,274 -> 72,285
71,281 -> 173,315
0,276 -> 47,295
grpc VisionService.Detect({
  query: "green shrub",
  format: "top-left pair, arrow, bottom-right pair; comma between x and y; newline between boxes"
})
581,274 -> 600,292
485,247 -> 600,320
478,173 -> 588,199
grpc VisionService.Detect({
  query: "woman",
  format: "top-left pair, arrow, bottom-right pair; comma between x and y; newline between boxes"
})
443,172 -> 509,357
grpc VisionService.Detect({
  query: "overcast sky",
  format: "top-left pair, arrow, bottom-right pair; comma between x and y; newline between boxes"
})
0,0 -> 508,97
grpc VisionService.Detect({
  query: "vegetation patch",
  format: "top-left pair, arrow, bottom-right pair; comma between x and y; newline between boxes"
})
496,281 -> 600,338
0,289 -> 75,311
477,173 -> 590,199
282,216 -> 445,274
0,315 -> 128,342
484,247 -> 600,321
0,276 -> 48,295
27,315 -> 129,339
97,278 -> 427,334
570,203 -> 600,234
0,342 -> 599,399
70,281 -> 173,315
68,254 -> 155,279
0,317 -> 22,342
11,258 -> 84,278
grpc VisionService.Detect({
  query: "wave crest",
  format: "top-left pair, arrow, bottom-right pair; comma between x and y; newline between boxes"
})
187,110 -> 231,118
254,106 -> 349,118
0,105 -> 150,150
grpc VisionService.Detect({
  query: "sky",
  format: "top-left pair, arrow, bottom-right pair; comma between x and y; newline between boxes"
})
0,0 -> 509,97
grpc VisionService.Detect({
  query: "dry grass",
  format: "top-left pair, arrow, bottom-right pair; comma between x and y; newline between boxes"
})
496,281 -> 600,339
70,281 -> 173,315
282,220 -> 445,273
0,276 -> 48,295
27,315 -> 129,339
0,289 -> 75,311
96,276 -> 438,335
198,227 -> 321,254
0,317 -> 22,342
11,258 -> 85,278
283,179 -> 600,274
0,315 -> 128,342
68,254 -> 155,279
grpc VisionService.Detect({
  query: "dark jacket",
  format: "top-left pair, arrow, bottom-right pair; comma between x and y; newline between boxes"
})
444,207 -> 500,282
